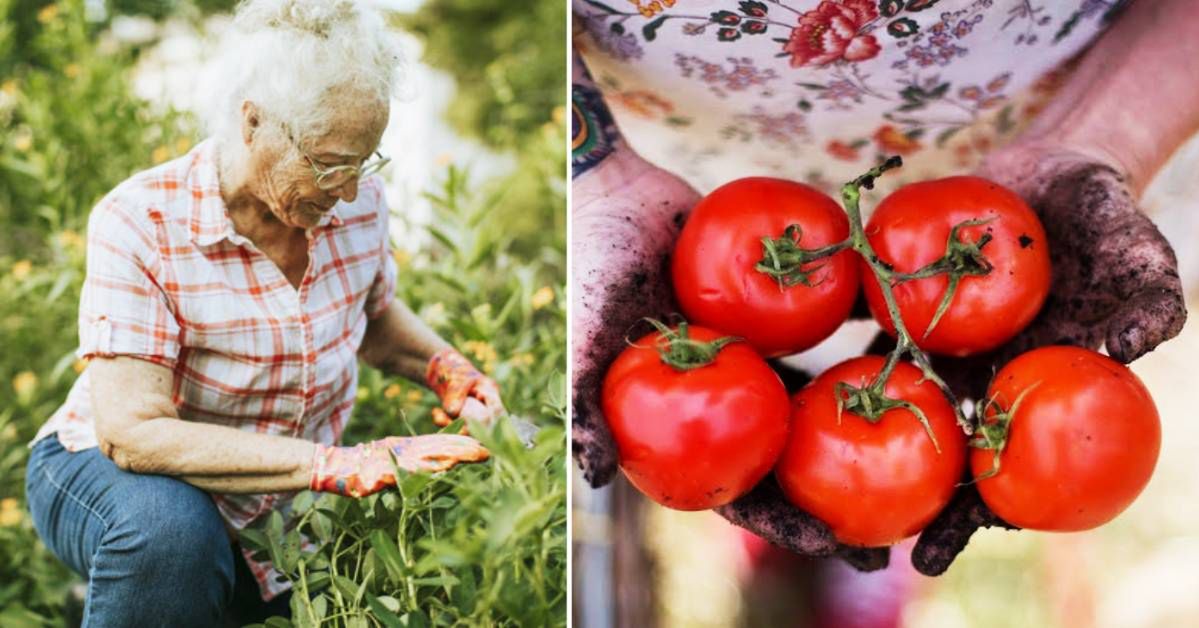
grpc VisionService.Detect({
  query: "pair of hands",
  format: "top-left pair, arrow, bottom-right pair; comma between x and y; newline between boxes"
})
571,141 -> 1186,574
311,347 -> 506,498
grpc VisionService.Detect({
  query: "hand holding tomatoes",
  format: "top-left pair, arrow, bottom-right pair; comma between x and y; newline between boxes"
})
572,150 -> 701,487
909,144 -> 1184,574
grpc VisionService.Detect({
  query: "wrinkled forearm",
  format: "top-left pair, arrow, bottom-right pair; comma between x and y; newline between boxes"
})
358,297 -> 450,383
102,417 -> 316,494
1023,0 -> 1199,193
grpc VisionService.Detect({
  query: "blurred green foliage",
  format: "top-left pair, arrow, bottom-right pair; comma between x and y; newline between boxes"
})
0,0 -> 565,625
397,0 -> 565,154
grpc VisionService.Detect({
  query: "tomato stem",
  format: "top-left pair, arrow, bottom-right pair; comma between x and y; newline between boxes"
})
755,224 -> 852,289
893,217 -> 996,339
640,318 -> 740,371
966,383 -> 1039,482
837,157 -> 973,437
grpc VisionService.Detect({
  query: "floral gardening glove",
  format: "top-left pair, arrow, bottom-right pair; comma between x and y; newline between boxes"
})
310,435 -> 490,498
426,347 -> 506,429
908,143 -> 1186,576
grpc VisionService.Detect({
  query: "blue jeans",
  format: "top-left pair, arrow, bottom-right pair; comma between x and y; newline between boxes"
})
25,436 -> 291,627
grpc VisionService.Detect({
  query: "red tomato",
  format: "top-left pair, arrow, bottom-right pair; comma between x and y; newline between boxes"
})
672,178 -> 859,357
972,346 -> 1160,531
775,356 -> 966,547
602,325 -> 791,510
861,176 -> 1050,356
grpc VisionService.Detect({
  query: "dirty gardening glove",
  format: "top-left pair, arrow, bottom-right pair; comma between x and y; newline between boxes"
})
426,347 -> 506,429
310,435 -> 490,498
911,144 -> 1187,576
572,150 -> 889,570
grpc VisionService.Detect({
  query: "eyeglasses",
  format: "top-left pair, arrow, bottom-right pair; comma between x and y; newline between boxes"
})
304,150 -> 390,191
282,123 -> 391,191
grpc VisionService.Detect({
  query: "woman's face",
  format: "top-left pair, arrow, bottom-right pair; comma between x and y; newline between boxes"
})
249,98 -> 389,229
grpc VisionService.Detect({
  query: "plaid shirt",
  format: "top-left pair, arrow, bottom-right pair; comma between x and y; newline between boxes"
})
33,138 -> 398,600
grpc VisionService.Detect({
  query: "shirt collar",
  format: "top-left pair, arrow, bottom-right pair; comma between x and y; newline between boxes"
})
187,138 -> 344,247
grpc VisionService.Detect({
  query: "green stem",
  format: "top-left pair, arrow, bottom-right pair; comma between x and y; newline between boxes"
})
637,318 -> 739,371
754,223 -> 852,288
838,157 -> 972,436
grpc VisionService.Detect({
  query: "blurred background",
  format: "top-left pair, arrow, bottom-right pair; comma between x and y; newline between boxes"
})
571,114 -> 1199,628
0,0 -> 565,624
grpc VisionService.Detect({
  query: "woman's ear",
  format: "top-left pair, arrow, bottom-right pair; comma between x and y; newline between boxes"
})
240,100 -> 261,146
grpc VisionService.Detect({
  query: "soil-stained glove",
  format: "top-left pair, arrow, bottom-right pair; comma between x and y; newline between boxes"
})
311,435 -> 489,498
910,144 -> 1186,575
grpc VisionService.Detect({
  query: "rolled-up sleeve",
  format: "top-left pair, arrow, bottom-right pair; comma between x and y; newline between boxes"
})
363,177 -> 398,321
77,197 -> 180,367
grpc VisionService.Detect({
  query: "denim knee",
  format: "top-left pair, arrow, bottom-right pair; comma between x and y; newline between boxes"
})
92,474 -> 236,624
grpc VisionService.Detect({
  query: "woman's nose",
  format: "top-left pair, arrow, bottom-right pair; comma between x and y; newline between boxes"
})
329,178 -> 358,203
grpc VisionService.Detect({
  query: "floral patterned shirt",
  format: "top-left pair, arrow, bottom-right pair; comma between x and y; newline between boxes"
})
575,0 -> 1127,195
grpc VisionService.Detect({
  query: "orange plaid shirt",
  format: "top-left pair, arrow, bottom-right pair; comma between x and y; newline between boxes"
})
32,138 -> 398,599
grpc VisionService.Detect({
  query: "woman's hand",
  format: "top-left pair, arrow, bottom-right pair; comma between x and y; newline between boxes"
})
571,149 -> 701,486
426,348 -> 506,428
907,140 -> 1186,575
310,434 -> 490,498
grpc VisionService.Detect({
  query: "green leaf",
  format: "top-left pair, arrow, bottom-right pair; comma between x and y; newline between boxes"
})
333,575 -> 359,602
412,575 -> 461,588
370,529 -> 407,583
642,16 -> 668,41
304,571 -> 331,594
367,595 -> 404,628
428,496 -> 456,510
402,610 -> 430,628
264,618 -> 293,628
310,510 -> 332,543
291,490 -> 314,514
239,528 -> 270,552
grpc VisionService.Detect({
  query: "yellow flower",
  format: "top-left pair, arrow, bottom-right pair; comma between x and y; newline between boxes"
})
63,64 -> 80,78
11,259 -> 32,280
37,4 -> 59,23
57,229 -> 84,252
392,248 -> 411,269
531,286 -> 555,310
512,353 -> 535,367
174,137 -> 191,154
152,145 -> 171,164
356,386 -> 369,401
0,498 -> 21,527
405,389 -> 423,403
383,383 -> 402,399
1,80 -> 17,96
72,358 -> 88,374
12,371 -> 38,398
462,340 -> 497,366
13,134 -> 32,152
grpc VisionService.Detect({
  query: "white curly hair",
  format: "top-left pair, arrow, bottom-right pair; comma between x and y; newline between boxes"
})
206,0 -> 406,143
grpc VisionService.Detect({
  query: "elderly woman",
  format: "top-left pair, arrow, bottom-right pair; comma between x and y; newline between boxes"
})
23,1 -> 502,624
